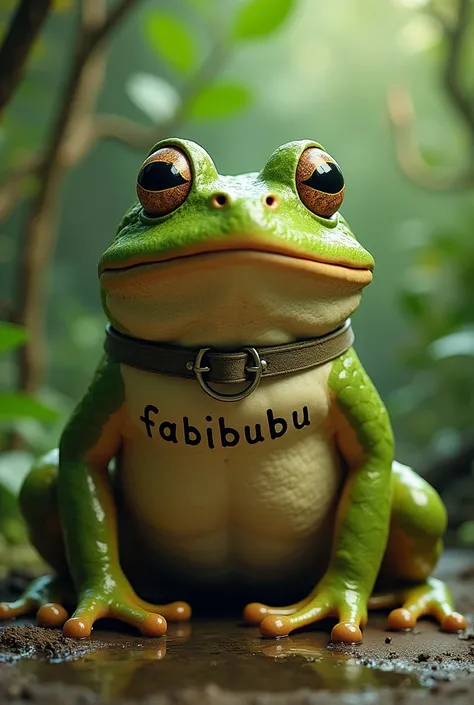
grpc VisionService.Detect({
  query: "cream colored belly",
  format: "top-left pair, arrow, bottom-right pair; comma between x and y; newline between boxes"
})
118,362 -> 343,585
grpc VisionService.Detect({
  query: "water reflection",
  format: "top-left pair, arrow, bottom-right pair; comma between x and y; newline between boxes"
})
15,621 -> 420,700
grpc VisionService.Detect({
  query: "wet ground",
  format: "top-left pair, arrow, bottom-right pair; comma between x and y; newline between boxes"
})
0,551 -> 473,704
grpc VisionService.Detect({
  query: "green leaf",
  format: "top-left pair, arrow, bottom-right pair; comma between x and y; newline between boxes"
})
0,393 -> 58,422
126,73 -> 181,123
233,0 -> 295,40
144,11 -> 198,75
188,83 -> 252,121
0,322 -> 28,355
429,329 -> 474,360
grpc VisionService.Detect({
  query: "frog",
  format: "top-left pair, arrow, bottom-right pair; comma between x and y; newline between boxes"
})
0,138 -> 466,643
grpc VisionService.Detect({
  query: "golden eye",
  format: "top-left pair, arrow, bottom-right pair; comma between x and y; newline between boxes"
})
137,146 -> 192,217
296,147 -> 345,218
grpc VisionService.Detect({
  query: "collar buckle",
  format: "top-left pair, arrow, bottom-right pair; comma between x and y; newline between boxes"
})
189,347 -> 267,402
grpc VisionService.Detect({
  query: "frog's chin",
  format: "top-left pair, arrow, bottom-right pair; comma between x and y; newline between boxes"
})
101,251 -> 369,347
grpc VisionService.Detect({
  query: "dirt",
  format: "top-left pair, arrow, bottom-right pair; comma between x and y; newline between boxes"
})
0,552 -> 472,705
328,624 -> 474,685
0,624 -> 107,662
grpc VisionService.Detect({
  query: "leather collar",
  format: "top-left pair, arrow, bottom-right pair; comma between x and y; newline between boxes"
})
104,320 -> 354,401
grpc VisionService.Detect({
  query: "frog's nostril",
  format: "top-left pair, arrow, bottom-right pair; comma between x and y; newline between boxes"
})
265,194 -> 279,210
210,193 -> 230,209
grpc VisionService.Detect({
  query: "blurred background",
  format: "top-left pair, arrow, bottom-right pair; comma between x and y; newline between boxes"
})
0,0 -> 473,563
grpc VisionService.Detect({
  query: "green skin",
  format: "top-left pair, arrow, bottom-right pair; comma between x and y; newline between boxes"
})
0,139 -> 465,642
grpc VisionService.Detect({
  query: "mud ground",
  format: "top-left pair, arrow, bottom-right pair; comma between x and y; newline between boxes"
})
0,551 -> 472,704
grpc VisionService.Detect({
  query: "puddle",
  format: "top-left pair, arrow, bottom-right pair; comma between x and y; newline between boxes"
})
3,618 -> 466,701
0,568 -> 472,705
1,548 -> 474,703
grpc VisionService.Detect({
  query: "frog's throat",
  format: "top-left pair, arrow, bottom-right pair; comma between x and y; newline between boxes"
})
104,319 -> 355,389
100,241 -> 371,347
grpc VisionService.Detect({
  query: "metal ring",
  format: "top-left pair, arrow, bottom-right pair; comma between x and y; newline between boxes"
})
192,347 -> 264,402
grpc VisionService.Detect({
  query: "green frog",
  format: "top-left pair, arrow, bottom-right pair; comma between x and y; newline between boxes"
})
0,139 -> 466,643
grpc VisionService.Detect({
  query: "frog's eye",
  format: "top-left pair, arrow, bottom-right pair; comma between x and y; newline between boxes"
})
136,146 -> 192,217
296,147 -> 345,218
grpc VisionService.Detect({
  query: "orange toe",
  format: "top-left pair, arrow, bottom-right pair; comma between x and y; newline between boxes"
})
0,602 -> 14,620
63,617 -> 92,638
37,603 -> 68,629
442,612 -> 467,633
259,615 -> 292,638
331,621 -> 362,644
166,602 -> 191,622
140,613 -> 167,637
388,608 -> 416,631
243,603 -> 268,625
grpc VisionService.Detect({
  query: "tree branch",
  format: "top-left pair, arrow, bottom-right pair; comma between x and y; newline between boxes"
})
0,0 -> 53,115
387,84 -> 474,191
91,40 -> 228,149
87,0 -> 138,48
91,114 -> 159,149
442,0 -> 474,142
0,35 -> 228,219
0,153 -> 44,222
387,0 -> 474,191
15,0 -> 140,396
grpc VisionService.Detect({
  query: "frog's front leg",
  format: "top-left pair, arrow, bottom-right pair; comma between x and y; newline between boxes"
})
59,356 -> 190,638
244,349 -> 394,643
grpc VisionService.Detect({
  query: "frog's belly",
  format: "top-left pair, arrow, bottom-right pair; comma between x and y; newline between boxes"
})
118,362 -> 343,587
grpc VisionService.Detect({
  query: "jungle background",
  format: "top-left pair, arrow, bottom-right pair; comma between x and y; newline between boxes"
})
0,0 -> 473,568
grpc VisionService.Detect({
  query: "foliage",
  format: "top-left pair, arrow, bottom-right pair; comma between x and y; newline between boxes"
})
0,0 -> 73,164
393,227 -> 474,546
0,323 -> 58,424
144,10 -> 198,76
0,322 -> 58,546
232,0 -> 295,40
389,0 -> 474,544
187,83 -> 252,121
128,0 -> 297,127
392,217 -> 474,449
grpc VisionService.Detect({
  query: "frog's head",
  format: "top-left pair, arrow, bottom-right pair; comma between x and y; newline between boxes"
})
99,138 -> 374,347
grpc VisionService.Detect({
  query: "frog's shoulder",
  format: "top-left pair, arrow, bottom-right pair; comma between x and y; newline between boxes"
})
329,347 -> 394,457
60,355 -> 124,458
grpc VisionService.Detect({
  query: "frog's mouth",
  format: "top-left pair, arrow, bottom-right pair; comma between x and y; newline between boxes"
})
100,237 -> 373,289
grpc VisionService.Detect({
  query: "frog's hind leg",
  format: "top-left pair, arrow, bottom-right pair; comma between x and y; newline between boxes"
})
373,578 -> 465,633
376,461 -> 466,633
0,450 -> 74,628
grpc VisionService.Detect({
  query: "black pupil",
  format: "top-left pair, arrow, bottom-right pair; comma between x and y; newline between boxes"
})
303,160 -> 344,194
138,161 -> 189,191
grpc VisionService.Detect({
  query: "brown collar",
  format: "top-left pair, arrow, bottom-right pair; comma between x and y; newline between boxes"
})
104,321 -> 354,402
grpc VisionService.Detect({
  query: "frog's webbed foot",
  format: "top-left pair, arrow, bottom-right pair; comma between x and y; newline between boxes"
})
134,596 -> 191,622
244,588 -> 366,643
244,595 -> 312,624
0,575 -> 192,637
62,584 -> 191,638
0,575 -> 73,628
384,577 -> 467,633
